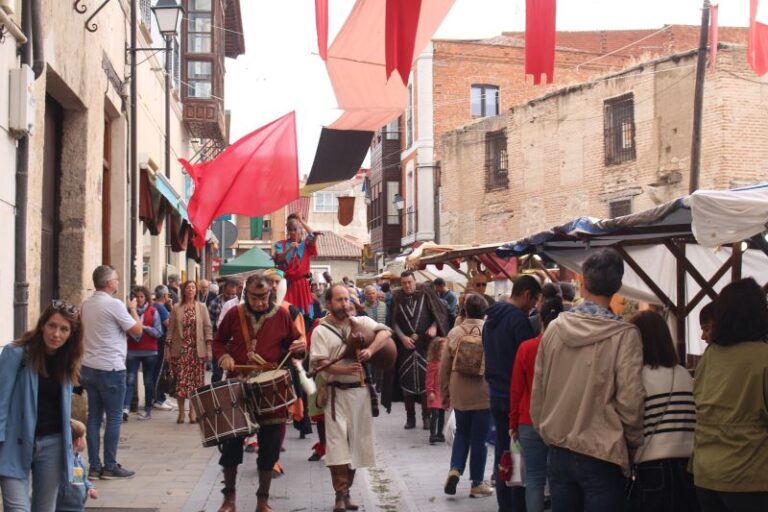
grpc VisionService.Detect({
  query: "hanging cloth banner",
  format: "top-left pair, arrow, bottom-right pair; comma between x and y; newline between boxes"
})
525,0 -> 557,85
385,0 -> 422,86
709,3 -> 719,69
305,128 -> 373,185
748,0 -> 768,76
180,112 -> 299,249
250,217 -> 264,239
338,196 -> 356,226
316,0 -> 328,60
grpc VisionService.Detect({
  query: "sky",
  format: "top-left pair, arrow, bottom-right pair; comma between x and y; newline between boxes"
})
224,0 -> 751,177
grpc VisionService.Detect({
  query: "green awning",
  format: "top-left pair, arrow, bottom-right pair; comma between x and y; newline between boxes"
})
250,217 -> 264,239
219,247 -> 274,276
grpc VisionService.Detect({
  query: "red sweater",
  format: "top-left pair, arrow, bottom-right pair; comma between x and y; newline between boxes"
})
509,334 -> 542,431
127,305 -> 158,352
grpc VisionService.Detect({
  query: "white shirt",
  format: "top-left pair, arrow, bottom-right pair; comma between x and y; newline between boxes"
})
310,316 -> 384,384
218,297 -> 241,328
81,291 -> 137,371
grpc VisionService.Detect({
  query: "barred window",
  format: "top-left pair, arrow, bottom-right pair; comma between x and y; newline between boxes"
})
603,93 -> 636,166
485,130 -> 508,190
139,0 -> 152,29
609,199 -> 632,218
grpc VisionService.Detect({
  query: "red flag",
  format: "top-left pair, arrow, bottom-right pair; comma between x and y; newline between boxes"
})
385,0 -> 422,86
709,4 -> 719,69
180,112 -> 299,249
749,0 -> 768,76
316,0 -> 328,61
525,0 -> 557,85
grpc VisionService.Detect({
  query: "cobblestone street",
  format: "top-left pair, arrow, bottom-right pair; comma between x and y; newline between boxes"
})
88,403 -> 499,512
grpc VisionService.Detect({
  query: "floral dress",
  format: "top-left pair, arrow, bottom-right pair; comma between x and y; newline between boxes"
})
173,305 -> 205,398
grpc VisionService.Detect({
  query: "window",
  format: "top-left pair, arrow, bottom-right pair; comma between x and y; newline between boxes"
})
188,61 -> 212,98
609,199 -> 632,218
314,191 -> 347,213
385,118 -> 400,140
471,84 -> 499,118
173,37 -> 181,91
406,84 -> 414,148
188,12 -> 212,53
485,130 -> 508,190
139,0 -> 152,29
386,181 -> 400,224
604,93 -> 636,165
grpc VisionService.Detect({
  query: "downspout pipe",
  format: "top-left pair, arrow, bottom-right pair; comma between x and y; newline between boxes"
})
130,0 -> 138,287
14,0 -> 35,338
31,0 -> 44,78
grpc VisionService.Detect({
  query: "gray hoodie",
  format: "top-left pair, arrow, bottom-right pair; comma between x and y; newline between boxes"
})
531,311 -> 644,469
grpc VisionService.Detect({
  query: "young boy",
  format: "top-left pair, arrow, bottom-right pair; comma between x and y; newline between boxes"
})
56,419 -> 98,511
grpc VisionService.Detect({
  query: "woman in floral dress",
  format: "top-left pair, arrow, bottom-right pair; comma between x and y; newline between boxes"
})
166,280 -> 212,423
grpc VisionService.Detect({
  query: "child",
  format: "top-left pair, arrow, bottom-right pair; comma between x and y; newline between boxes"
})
426,337 -> 448,444
56,419 -> 98,511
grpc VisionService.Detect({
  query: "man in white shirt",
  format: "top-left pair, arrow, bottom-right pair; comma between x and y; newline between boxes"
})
79,265 -> 143,480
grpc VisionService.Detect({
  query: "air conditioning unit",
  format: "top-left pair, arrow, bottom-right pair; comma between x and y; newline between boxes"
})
9,64 -> 36,137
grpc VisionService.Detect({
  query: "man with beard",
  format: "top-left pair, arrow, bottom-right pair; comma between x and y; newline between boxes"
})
310,284 -> 393,512
390,271 -> 449,429
213,274 -> 306,512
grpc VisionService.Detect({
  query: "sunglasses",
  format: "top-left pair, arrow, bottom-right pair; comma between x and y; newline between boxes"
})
474,282 -> 487,288
51,299 -> 79,316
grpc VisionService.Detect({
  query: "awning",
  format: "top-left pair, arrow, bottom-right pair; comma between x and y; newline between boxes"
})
219,247 -> 275,276
304,128 -> 373,187
153,172 -> 189,222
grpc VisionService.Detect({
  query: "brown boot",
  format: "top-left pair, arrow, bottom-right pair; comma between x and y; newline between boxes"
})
329,465 -> 349,512
403,394 -> 416,429
256,470 -> 273,512
345,467 -> 359,511
217,466 -> 237,512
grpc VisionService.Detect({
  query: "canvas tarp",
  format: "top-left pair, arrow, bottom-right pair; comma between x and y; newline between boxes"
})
219,247 -> 275,276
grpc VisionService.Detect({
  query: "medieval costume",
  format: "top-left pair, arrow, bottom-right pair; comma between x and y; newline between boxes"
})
274,234 -> 317,317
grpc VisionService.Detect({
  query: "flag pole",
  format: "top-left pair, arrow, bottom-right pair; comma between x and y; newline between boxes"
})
689,0 -> 711,194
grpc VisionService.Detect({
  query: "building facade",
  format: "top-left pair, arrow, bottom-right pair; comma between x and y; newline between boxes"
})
440,46 -> 768,245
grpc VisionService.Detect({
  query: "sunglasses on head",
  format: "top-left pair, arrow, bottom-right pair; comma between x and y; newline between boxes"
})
51,299 -> 79,316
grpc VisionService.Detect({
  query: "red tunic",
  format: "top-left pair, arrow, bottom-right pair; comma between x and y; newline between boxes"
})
275,234 -> 317,316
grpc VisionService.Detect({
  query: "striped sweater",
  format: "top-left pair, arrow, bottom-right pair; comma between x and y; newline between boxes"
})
635,365 -> 696,464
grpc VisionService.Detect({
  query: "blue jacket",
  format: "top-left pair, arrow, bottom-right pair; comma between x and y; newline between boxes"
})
56,453 -> 93,511
482,302 -> 536,399
0,345 -> 74,481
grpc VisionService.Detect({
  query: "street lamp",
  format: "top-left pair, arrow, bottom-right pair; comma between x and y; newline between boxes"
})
152,0 -> 184,36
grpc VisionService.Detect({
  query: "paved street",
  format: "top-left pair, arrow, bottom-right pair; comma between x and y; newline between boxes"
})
88,401 -> 499,512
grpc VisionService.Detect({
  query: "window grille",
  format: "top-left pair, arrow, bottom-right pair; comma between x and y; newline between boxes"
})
603,93 -> 636,165
139,0 -> 152,29
485,130 -> 508,190
609,199 -> 632,218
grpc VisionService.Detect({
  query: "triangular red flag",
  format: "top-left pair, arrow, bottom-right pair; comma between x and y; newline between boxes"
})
316,0 -> 328,61
180,112 -> 299,248
709,3 -> 719,69
749,0 -> 768,76
525,0 -> 557,85
385,0 -> 422,86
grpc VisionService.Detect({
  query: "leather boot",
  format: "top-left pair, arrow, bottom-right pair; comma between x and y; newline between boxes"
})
421,394 -> 430,430
345,467 -> 359,511
256,470 -> 273,512
403,394 -> 416,429
330,465 -> 349,512
217,466 -> 237,512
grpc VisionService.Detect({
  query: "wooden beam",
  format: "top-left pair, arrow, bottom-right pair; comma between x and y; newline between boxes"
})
614,245 -> 675,309
664,239 -> 718,301
732,242 -> 742,281
683,252 -> 733,317
675,241 -> 687,366
532,257 -> 559,283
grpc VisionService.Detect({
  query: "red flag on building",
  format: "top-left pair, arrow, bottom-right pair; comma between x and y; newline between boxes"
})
385,0 -> 422,85
316,0 -> 328,60
709,3 -> 719,69
749,0 -> 768,76
525,0 -> 557,85
180,112 -> 299,248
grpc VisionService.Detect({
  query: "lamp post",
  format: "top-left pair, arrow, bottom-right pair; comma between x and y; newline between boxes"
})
151,0 -> 184,179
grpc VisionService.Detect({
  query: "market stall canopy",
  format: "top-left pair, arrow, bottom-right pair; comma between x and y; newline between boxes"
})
219,247 -> 275,276
405,241 -> 515,280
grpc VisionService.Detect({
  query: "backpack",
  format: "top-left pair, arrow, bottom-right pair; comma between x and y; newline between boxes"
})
451,325 -> 485,376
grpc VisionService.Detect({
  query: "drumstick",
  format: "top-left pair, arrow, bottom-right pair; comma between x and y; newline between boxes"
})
232,364 -> 273,372
276,350 -> 293,371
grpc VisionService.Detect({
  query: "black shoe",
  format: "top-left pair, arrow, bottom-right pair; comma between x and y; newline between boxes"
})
308,452 -> 323,461
100,464 -> 135,479
422,421 -> 430,430
88,468 -> 101,480
444,469 -> 460,495
404,418 -> 416,429
429,435 -> 438,445
435,434 -> 446,443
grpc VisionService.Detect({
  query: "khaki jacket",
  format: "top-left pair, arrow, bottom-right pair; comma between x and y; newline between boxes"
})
531,312 -> 644,470
167,301 -> 213,359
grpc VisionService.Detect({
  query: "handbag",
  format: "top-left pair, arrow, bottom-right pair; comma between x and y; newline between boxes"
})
443,409 -> 456,446
157,360 -> 177,398
508,440 -> 525,487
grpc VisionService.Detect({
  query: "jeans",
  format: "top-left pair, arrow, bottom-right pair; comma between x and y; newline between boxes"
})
0,434 -> 64,512
696,487 -> 768,512
491,395 -> 526,511
548,445 -> 625,512
79,366 -> 126,471
519,424 -> 549,512
123,353 -> 157,412
631,458 -> 698,512
153,338 -> 167,403
450,409 -> 491,485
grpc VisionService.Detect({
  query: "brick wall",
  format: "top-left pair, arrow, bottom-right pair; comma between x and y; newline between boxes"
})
440,46 -> 768,245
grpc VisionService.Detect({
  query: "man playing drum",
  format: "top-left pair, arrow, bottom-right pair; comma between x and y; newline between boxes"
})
310,284 -> 393,512
213,273 -> 306,512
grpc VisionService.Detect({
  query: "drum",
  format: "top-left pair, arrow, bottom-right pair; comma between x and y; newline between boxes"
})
245,369 -> 297,415
189,379 -> 257,448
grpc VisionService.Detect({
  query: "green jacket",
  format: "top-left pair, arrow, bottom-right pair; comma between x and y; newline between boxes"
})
692,340 -> 768,492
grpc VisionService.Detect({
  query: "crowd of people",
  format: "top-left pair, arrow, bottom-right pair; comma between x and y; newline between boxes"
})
0,237 -> 766,512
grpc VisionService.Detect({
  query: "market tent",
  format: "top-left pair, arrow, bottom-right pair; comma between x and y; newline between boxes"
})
219,247 -> 274,276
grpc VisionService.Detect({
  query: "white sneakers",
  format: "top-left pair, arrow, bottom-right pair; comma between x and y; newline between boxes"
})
469,482 -> 494,498
152,400 -> 175,411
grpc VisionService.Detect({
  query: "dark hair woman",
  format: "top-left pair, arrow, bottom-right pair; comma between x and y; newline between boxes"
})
692,278 -> 768,511
166,280 -> 212,423
0,301 -> 83,512
629,311 -> 698,512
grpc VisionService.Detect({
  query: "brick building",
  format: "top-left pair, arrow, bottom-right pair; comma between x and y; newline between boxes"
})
366,25 -> 747,269
439,45 -> 768,245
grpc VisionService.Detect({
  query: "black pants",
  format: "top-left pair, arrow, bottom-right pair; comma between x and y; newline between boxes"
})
219,423 -> 281,471
631,458 -> 699,512
696,487 -> 768,512
429,408 -> 445,437
490,396 -> 526,512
